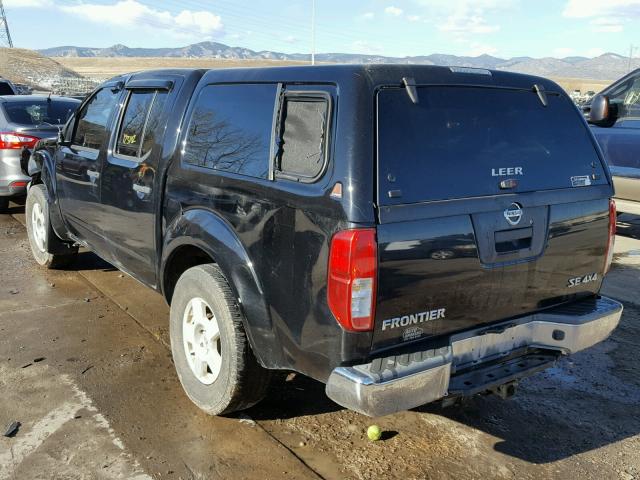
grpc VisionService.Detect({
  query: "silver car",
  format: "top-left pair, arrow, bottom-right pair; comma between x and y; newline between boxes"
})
0,95 -> 80,212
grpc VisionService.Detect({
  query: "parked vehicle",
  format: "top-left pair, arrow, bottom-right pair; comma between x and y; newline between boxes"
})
25,66 -> 622,417
0,95 -> 80,212
585,68 -> 640,215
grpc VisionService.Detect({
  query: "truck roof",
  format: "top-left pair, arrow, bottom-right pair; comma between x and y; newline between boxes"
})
112,64 -> 562,93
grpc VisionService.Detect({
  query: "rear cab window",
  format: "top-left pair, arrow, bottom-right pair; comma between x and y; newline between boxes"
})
377,86 -> 608,205
183,84 -> 276,179
115,89 -> 168,159
275,92 -> 330,181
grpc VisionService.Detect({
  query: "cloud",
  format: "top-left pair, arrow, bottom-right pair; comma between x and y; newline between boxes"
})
407,15 -> 422,22
384,6 -> 404,16
415,0 -> 510,38
590,18 -> 624,32
59,0 -> 223,38
563,0 -> 640,18
360,12 -> 375,20
440,15 -> 500,34
563,0 -> 638,33
4,0 -> 51,6
281,35 -> 298,44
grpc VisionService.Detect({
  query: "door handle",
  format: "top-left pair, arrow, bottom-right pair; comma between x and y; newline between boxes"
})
87,170 -> 100,179
494,227 -> 533,243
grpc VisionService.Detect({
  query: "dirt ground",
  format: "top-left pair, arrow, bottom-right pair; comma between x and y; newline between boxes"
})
550,77 -> 611,94
1,205 -> 639,480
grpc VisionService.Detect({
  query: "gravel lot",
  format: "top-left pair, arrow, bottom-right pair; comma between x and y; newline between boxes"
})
1,206 -> 639,480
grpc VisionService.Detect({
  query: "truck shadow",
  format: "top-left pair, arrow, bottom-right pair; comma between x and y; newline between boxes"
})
5,196 -> 26,215
71,251 -> 118,273
617,213 -> 640,239
415,300 -> 640,464
249,372 -> 344,419
415,389 -> 638,464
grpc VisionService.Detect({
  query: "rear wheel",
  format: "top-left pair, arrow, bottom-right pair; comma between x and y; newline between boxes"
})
26,185 -> 78,269
169,264 -> 271,415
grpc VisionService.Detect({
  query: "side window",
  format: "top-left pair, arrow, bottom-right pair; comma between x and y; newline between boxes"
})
116,90 -> 168,158
275,94 -> 329,181
141,92 -> 168,156
608,75 -> 640,121
73,88 -> 120,150
183,84 -> 276,178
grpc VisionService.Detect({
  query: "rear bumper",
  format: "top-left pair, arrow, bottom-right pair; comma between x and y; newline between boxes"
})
325,296 -> 622,417
0,149 -> 30,197
0,182 -> 28,197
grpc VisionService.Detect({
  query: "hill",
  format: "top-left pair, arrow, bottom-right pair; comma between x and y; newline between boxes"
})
39,41 -> 640,81
0,47 -> 83,89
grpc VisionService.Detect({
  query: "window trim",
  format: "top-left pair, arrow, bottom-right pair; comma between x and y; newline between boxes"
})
272,90 -> 332,184
112,89 -> 159,162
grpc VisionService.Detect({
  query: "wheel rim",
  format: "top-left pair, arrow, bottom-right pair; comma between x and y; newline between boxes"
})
31,202 -> 46,253
182,297 -> 222,385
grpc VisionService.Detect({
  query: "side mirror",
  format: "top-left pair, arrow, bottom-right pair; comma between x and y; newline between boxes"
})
588,94 -> 617,127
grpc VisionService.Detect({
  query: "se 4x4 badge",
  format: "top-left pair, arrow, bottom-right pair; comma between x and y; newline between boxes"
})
568,272 -> 598,287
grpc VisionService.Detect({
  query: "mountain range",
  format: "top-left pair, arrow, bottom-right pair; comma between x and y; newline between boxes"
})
39,41 -> 640,81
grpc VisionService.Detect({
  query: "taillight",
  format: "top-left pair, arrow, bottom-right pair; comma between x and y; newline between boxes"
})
604,199 -> 616,275
328,228 -> 377,332
0,132 -> 39,150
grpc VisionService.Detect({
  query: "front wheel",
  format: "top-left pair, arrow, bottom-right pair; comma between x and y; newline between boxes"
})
26,185 -> 78,269
0,197 -> 8,213
169,264 -> 271,415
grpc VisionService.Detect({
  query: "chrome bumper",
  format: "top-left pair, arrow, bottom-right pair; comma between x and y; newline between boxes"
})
326,296 -> 623,417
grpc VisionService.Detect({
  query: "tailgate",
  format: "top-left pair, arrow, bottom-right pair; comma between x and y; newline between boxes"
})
373,197 -> 610,350
372,84 -> 613,351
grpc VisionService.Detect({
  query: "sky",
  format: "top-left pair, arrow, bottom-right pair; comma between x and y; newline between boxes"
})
4,0 -> 640,59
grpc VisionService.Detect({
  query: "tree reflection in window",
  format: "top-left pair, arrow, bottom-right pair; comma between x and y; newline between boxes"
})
183,84 -> 276,179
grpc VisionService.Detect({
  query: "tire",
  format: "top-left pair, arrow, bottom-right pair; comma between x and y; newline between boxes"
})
170,264 -> 271,415
26,185 -> 78,269
0,197 -> 8,213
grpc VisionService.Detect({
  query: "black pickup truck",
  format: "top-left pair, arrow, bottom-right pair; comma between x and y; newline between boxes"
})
25,65 -> 622,417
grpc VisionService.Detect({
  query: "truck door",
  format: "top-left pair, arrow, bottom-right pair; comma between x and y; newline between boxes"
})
56,85 -> 122,250
98,82 -> 172,286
